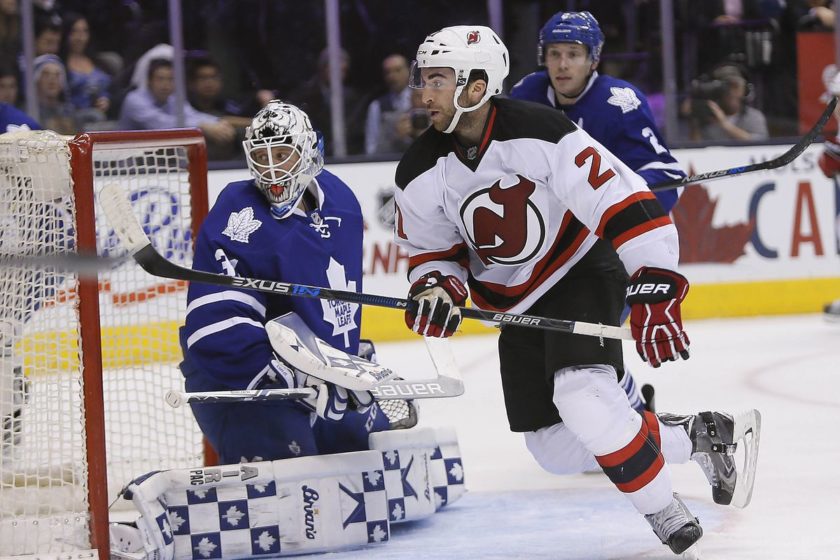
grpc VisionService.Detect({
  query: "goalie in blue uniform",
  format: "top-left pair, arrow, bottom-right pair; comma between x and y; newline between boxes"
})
179,100 -> 393,464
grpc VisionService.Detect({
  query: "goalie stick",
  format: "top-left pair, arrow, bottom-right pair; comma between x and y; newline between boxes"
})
650,96 -> 838,191
99,183 -> 632,341
166,337 -> 465,406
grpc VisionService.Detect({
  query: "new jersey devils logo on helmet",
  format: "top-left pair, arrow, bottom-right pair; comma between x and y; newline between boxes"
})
466,30 -> 481,45
460,175 -> 546,266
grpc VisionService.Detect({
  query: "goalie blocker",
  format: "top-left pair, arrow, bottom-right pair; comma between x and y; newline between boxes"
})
110,427 -> 465,559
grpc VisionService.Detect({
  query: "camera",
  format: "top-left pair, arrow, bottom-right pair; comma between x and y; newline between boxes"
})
410,109 -> 430,131
688,77 -> 726,125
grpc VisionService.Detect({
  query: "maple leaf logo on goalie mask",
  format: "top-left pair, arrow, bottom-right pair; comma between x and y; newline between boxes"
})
466,30 -> 481,44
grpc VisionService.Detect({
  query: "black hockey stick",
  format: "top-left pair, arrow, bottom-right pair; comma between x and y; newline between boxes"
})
99,183 -> 632,341
650,96 -> 837,191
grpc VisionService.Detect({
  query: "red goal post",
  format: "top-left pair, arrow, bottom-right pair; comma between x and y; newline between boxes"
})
0,129 -> 215,559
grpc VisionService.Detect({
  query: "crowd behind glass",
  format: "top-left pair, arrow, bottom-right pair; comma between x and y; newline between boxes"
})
0,0 -> 835,161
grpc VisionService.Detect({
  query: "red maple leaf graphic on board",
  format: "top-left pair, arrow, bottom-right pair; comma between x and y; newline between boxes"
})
671,183 -> 754,263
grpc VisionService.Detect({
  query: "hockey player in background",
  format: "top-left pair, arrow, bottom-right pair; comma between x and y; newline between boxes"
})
509,10 -> 687,412
817,69 -> 840,321
179,100 -> 393,464
394,26 -> 760,555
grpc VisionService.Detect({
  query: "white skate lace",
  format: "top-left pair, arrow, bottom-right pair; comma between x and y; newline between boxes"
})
646,496 -> 692,542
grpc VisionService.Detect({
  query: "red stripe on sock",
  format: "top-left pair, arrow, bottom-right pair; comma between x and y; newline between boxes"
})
596,419 -> 650,468
644,411 -> 661,447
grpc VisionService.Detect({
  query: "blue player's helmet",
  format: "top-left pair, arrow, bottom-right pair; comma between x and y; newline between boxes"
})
537,11 -> 604,65
243,100 -> 324,219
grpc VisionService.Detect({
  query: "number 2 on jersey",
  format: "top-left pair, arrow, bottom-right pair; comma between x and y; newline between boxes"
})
574,146 -> 616,189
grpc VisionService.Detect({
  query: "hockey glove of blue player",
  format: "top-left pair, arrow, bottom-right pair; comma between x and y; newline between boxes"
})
405,271 -> 468,338
265,356 -> 372,420
626,267 -> 691,368
303,383 -> 375,422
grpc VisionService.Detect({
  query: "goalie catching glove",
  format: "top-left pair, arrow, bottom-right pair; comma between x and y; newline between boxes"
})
626,267 -> 690,368
405,271 -> 468,338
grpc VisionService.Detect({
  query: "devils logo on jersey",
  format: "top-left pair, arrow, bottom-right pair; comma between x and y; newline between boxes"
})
466,30 -> 481,45
459,175 -> 546,266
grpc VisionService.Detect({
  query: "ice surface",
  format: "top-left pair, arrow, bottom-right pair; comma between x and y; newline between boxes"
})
324,313 -> 840,559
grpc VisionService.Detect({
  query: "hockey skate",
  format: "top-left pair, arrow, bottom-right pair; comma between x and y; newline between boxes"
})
660,410 -> 761,508
645,493 -> 703,555
824,299 -> 840,323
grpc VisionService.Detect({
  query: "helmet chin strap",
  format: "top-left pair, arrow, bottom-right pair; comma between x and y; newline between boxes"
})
442,85 -> 489,134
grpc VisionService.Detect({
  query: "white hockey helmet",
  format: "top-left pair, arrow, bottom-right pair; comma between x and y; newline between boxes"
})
410,25 -> 509,133
243,100 -> 324,219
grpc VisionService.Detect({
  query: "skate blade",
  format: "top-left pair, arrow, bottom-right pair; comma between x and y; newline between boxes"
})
823,312 -> 840,324
681,543 -> 702,559
730,409 -> 761,508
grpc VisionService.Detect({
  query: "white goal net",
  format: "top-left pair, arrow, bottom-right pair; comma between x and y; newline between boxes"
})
0,129 -> 210,558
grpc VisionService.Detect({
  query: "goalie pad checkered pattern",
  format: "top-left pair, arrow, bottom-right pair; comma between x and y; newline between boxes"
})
117,452 -> 389,559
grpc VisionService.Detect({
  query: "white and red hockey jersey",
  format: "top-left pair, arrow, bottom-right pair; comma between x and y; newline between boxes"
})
394,97 -> 679,314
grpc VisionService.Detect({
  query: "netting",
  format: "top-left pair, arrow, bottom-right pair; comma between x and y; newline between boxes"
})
0,130 -> 205,557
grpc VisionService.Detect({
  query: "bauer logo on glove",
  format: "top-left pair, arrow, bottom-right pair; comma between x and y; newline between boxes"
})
626,267 -> 690,368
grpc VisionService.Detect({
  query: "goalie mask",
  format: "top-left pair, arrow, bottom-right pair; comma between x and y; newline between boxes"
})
410,25 -> 509,134
243,101 -> 324,219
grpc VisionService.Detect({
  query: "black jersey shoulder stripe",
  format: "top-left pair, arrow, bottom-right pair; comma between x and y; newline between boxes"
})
395,127 -> 452,190
491,96 -> 577,144
596,194 -> 669,248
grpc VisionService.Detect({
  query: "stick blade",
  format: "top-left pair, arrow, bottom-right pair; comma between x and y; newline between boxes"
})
99,183 -> 152,253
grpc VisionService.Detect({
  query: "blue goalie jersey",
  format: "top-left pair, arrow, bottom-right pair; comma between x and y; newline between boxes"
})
509,71 -> 684,212
180,169 -> 364,391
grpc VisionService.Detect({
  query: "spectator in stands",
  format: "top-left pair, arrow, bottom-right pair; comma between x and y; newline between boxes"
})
288,47 -> 368,156
364,53 -> 412,155
34,11 -> 62,57
32,54 -> 77,134
797,0 -> 835,29
684,65 -> 769,142
60,13 -> 112,128
0,64 -> 19,106
186,56 -> 253,159
186,56 -> 257,124
118,58 -> 236,158
0,68 -> 40,132
0,0 -> 20,69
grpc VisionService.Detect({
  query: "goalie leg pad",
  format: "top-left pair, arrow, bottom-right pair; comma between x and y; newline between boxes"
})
114,451 -> 391,559
429,426 -> 466,510
369,428 -> 438,524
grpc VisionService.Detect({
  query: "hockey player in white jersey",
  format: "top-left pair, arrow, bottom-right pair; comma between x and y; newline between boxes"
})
394,26 -> 761,555
510,10 -> 690,412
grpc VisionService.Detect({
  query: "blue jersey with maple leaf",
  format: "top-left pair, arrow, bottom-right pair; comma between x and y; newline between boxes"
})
509,71 -> 684,213
180,169 -> 364,392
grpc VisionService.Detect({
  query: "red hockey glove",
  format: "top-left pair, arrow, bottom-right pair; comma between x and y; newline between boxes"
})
818,137 -> 840,178
626,267 -> 690,368
405,271 -> 468,338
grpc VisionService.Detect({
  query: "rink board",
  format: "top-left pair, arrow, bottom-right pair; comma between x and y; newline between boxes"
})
21,142 -> 840,367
